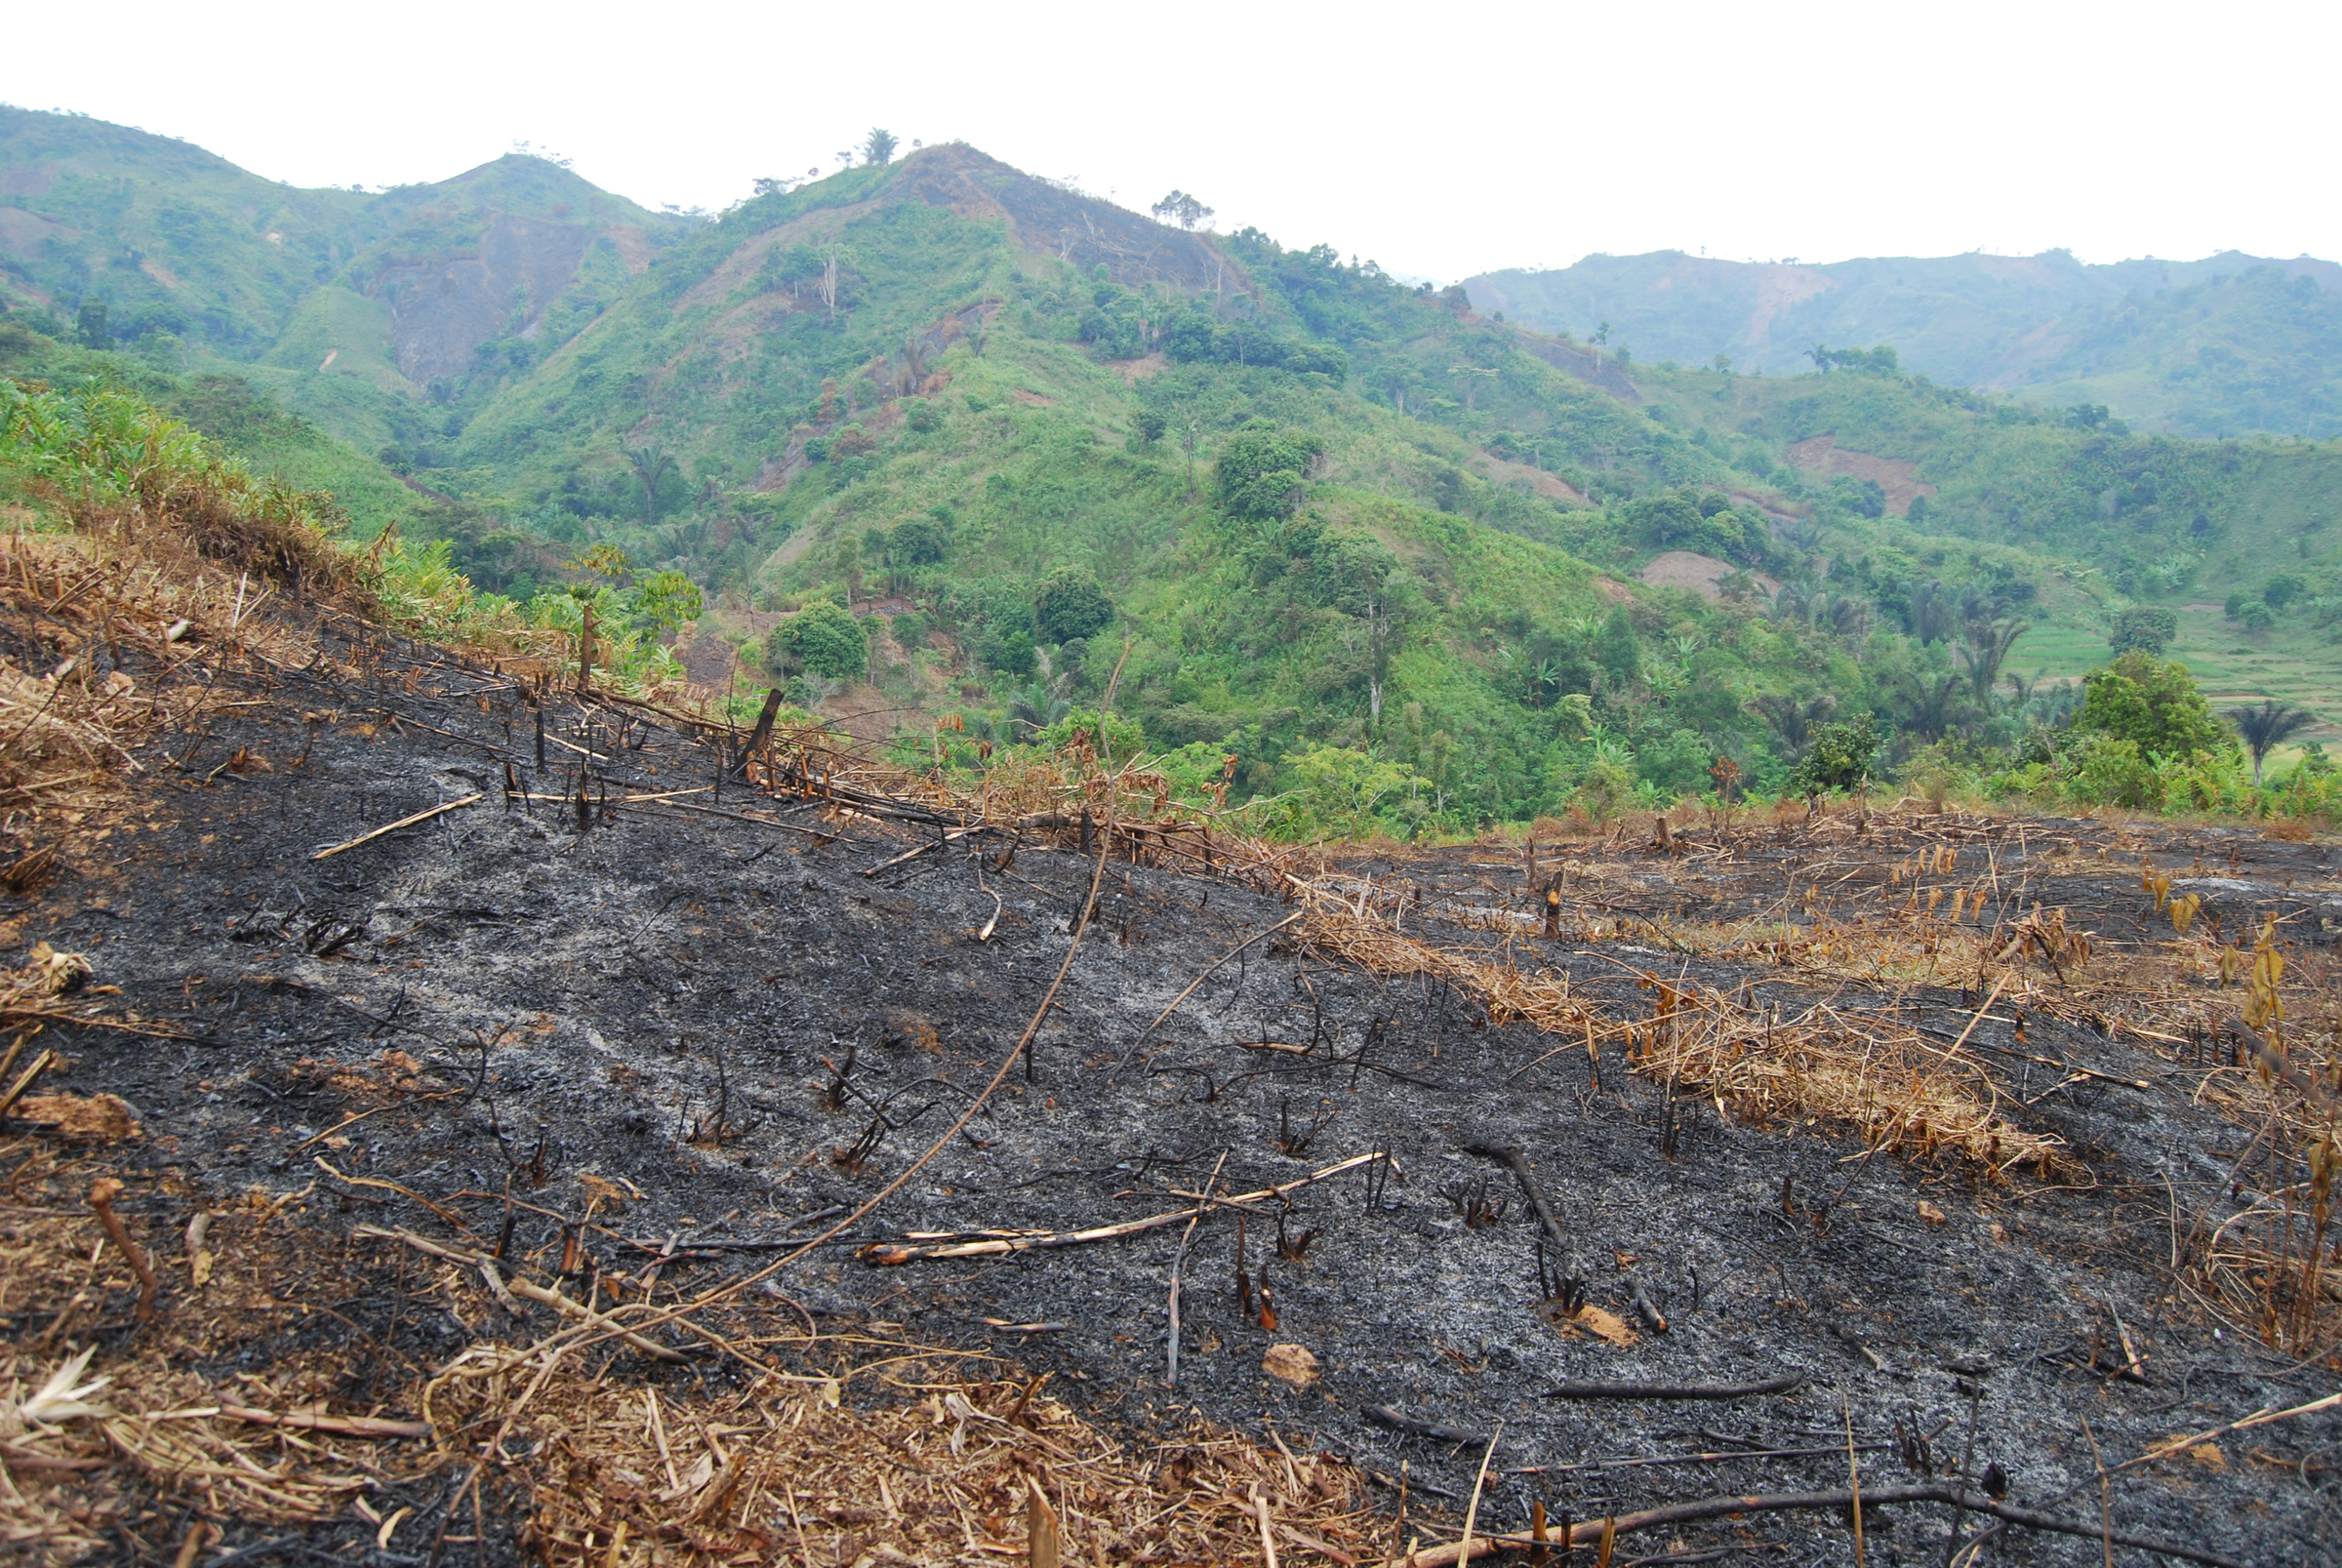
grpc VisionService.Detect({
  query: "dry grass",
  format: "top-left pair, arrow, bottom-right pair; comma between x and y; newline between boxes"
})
0,1133 -> 1393,1566
1297,899 -> 2076,1180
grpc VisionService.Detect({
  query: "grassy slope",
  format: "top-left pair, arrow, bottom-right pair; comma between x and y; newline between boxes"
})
23,110 -> 2342,807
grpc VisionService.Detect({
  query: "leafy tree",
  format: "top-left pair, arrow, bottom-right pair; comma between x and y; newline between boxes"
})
1281,744 -> 1428,840
2074,652 -> 2227,758
2228,698 -> 2314,785
769,599 -> 868,679
980,624 -> 1036,677
2109,606 -> 2177,656
889,515 -> 947,565
862,129 -> 899,167
75,300 -> 108,349
2263,572 -> 2306,608
1213,422 -> 1324,523
1151,190 -> 1214,230
1035,565 -> 1113,643
623,446 -> 677,527
1595,603 -> 1640,686
571,543 -> 634,583
634,570 -> 703,638
1789,712 -> 1880,795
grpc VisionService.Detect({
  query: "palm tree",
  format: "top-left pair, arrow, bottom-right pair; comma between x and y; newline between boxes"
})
623,446 -> 676,528
1752,693 -> 1836,757
2228,699 -> 2315,786
1958,618 -> 2029,705
1900,670 -> 1963,741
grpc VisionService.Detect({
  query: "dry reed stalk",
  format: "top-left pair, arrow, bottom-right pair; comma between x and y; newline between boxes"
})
1299,905 -> 2073,1179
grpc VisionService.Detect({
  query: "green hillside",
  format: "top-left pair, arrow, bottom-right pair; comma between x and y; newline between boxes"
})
1466,249 -> 2342,439
14,108 -> 2342,831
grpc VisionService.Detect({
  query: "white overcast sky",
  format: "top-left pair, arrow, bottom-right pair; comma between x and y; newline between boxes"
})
4,1 -> 2333,280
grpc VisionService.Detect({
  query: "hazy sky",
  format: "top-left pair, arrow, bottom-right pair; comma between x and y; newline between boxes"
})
5,1 -> 2333,280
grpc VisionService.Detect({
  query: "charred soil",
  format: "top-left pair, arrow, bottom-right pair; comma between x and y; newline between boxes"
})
4,608 -> 2340,1566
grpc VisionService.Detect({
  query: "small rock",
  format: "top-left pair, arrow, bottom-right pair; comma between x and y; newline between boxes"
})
1917,1199 -> 1948,1226
1262,1344 -> 1318,1387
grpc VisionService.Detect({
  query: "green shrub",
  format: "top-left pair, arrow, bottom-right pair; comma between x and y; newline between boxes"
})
2073,651 -> 2227,756
769,599 -> 868,678
1035,566 -> 1113,642
2109,606 -> 2177,656
1213,421 -> 1324,523
1789,713 -> 1880,796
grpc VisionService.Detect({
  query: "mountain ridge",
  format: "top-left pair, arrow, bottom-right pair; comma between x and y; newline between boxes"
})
1466,247 -> 2342,438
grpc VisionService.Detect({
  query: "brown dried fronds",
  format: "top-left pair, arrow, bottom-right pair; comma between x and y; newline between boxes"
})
0,524 -> 321,826
430,1347 -> 1378,1567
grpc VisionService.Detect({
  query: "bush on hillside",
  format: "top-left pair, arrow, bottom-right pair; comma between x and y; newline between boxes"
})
1214,422 -> 1324,524
769,600 -> 868,679
1035,566 -> 1113,643
2109,606 -> 2177,655
1790,713 -> 1881,796
2072,651 -> 2227,758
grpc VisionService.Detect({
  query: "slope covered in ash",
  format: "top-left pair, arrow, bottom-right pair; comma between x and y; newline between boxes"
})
11,607 -> 2334,1564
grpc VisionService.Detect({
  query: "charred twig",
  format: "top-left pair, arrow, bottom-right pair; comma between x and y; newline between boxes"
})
1545,1375 -> 1803,1401
87,1178 -> 157,1320
309,793 -> 482,860
1166,1149 -> 1228,1387
1367,1405 -> 1491,1446
1463,1140 -> 1581,1297
861,1150 -> 1383,1265
1276,1095 -> 1337,1156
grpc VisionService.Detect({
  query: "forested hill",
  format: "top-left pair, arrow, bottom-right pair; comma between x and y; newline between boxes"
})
1466,250 -> 2342,440
11,106 -> 2342,836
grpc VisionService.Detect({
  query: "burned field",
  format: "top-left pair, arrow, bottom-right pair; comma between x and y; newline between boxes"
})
6,607 -> 2342,1566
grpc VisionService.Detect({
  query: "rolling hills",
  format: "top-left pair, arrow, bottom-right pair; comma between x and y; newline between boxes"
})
11,104 -> 2342,830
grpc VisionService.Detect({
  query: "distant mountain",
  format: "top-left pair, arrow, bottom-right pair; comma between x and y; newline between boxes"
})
1465,249 -> 2342,438
0,104 -> 687,446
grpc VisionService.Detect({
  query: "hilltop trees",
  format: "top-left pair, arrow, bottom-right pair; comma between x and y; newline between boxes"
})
862,129 -> 899,167
1151,191 -> 1214,230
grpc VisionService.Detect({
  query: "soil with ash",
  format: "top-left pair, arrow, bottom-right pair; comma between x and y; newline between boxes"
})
8,619 -> 2341,1566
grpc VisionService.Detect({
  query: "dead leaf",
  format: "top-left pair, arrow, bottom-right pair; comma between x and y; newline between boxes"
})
1541,1301 -> 1638,1347
2190,1443 -> 2227,1470
1917,1200 -> 1948,1226
16,1093 -> 139,1141
1262,1344 -> 1318,1387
